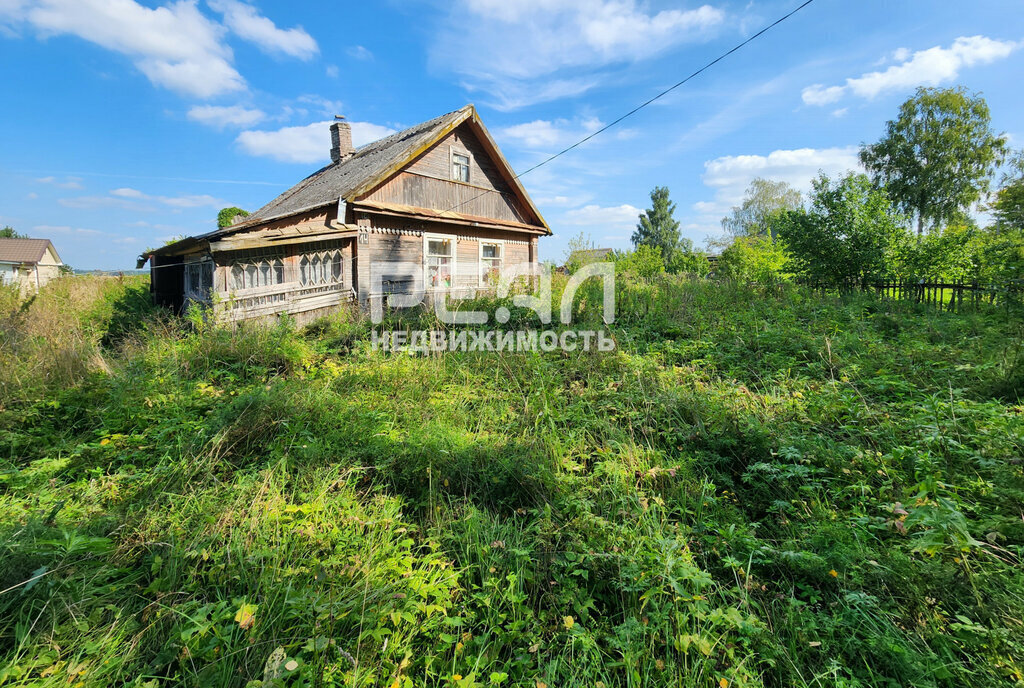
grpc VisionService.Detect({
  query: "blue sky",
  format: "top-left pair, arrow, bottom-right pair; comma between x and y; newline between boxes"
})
0,0 -> 1021,269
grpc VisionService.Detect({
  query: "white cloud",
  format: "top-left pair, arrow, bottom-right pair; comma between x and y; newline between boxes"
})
61,188 -> 226,210
347,45 -> 372,60
891,47 -> 911,63
110,187 -> 146,198
800,84 -> 844,106
236,120 -> 398,164
831,107 -> 848,118
325,64 -> 338,78
698,146 -> 861,213
208,0 -> 318,60
296,94 -> 344,117
187,104 -> 266,128
803,35 -> 1020,106
432,0 -> 725,109
59,195 -> 150,210
562,203 -> 640,228
0,0 -> 245,98
36,175 -> 83,189
497,117 -> 602,150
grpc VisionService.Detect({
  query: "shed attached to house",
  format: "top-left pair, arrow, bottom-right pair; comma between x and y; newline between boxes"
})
0,238 -> 64,294
143,105 -> 550,323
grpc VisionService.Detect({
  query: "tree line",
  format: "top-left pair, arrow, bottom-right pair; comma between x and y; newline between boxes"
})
602,86 -> 1023,289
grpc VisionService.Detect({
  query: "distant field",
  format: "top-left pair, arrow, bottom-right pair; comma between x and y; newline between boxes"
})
1,274 -> 1022,688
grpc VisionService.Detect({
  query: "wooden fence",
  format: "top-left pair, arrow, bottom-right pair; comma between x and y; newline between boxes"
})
802,278 -> 1024,313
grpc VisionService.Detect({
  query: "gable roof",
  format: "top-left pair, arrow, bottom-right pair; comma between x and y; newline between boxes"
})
243,107 -> 470,226
241,104 -> 549,234
151,105 -> 549,260
0,238 -> 59,265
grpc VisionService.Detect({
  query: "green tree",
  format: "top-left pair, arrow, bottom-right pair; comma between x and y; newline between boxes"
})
991,150 -> 1024,231
611,244 -> 666,280
716,235 -> 791,284
859,86 -> 1007,234
0,226 -> 26,239
721,177 -> 802,237
217,207 -> 250,229
667,249 -> 710,276
632,186 -> 681,262
777,173 -> 908,288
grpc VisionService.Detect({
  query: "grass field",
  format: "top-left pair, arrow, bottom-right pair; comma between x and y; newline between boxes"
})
1,274 -> 1022,688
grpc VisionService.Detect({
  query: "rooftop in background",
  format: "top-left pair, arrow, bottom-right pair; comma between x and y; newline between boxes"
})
0,238 -> 60,265
567,248 -> 614,264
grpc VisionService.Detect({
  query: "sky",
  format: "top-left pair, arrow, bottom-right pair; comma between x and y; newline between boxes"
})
0,0 -> 1021,270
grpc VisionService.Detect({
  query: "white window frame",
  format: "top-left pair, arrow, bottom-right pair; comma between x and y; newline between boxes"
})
478,239 -> 504,288
423,233 -> 456,291
450,146 -> 471,184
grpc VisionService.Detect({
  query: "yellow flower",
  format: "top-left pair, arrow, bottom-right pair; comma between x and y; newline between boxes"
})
829,569 -> 838,578
390,680 -> 400,688
452,675 -> 463,682
563,616 -> 575,630
719,679 -> 729,688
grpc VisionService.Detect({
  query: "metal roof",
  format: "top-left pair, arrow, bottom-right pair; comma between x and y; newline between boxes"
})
0,238 -> 58,265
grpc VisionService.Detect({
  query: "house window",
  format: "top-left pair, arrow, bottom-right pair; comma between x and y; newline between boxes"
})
227,253 -> 287,290
480,242 -> 502,286
185,259 -> 214,302
452,151 -> 470,183
426,237 -> 453,288
299,249 -> 344,288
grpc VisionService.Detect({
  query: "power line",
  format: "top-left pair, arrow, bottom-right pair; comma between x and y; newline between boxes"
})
447,0 -> 818,215
151,0 -> 818,270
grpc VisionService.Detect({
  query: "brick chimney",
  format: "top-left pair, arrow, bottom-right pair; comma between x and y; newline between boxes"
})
330,116 -> 353,163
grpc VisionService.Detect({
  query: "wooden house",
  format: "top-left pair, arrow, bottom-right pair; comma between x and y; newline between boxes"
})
143,105 -> 550,323
0,238 -> 64,294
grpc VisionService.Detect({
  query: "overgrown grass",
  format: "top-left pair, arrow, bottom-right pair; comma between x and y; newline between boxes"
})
0,274 -> 1022,687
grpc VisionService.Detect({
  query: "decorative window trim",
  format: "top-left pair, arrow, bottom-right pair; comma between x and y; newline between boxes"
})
228,253 -> 289,292
299,249 -> 345,288
423,233 -> 456,291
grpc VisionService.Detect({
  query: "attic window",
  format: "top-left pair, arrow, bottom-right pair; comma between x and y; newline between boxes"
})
452,151 -> 470,183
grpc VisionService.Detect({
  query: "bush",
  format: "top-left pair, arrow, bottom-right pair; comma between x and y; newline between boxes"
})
611,244 -> 666,280
716,234 -> 791,283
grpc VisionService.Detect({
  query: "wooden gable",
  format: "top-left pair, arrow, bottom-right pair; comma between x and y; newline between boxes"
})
354,117 -> 548,232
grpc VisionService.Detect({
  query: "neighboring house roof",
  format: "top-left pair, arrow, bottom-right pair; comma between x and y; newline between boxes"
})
149,104 -> 549,260
0,238 -> 60,265
567,248 -> 613,264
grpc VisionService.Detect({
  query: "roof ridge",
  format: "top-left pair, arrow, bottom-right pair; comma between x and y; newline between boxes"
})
238,106 -> 472,227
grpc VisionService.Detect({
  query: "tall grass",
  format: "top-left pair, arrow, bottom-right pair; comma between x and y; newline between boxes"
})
0,273 -> 1021,687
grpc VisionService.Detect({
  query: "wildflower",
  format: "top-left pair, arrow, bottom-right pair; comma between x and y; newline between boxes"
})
829,569 -> 838,578
563,616 -> 575,630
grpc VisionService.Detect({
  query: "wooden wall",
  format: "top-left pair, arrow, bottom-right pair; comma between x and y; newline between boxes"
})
361,214 -> 536,298
360,123 -> 533,226
210,237 -> 355,322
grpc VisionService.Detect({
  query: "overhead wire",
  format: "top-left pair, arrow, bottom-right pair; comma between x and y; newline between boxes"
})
443,0 -> 819,215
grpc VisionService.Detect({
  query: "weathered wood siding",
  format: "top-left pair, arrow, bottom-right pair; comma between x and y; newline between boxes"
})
358,213 -> 535,298
211,236 -> 355,322
361,123 -> 531,225
456,238 -> 479,289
